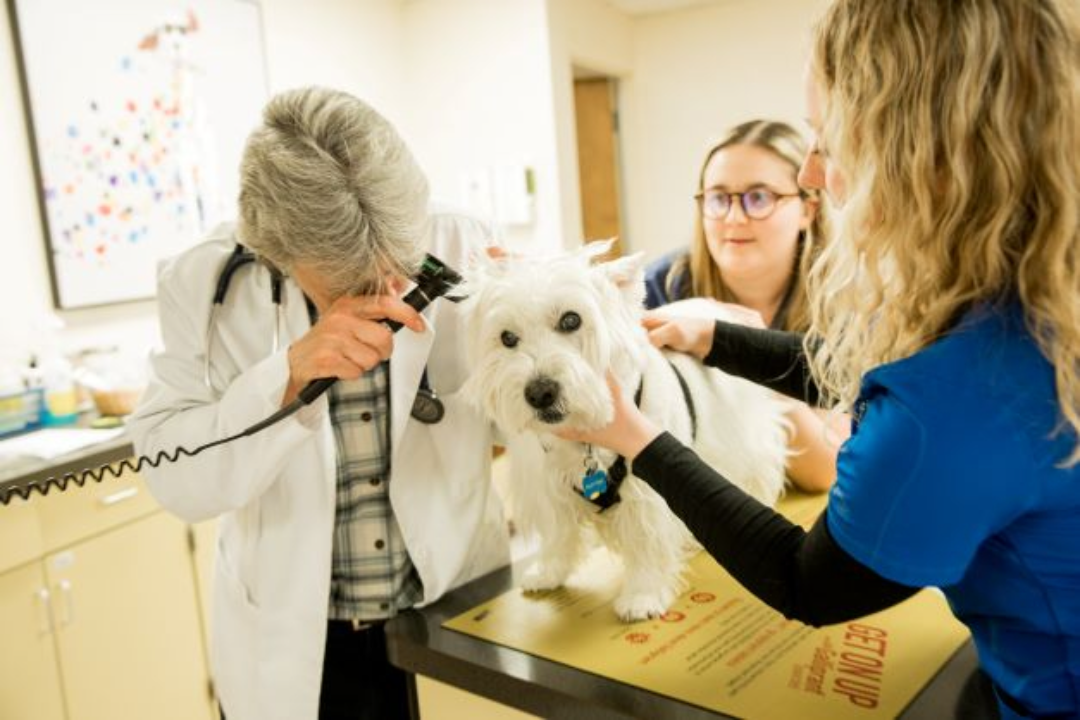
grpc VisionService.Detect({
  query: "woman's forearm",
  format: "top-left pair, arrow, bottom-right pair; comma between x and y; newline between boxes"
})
631,433 -> 917,626
706,322 -> 821,404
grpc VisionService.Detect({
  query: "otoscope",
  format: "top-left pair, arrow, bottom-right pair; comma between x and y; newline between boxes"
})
0,254 -> 464,505
246,253 -> 463,431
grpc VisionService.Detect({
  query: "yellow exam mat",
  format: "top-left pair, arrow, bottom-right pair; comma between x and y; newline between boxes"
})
444,491 -> 970,719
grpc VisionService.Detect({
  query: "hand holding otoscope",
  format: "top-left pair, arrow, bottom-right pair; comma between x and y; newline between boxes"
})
187,253 -> 462,436
281,292 -> 425,406
288,253 -> 463,405
0,254 -> 464,505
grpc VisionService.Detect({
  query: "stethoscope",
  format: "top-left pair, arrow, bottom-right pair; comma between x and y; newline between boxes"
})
205,244 -> 445,424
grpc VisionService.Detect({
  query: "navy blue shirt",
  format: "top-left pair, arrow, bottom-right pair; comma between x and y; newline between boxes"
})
644,251 -> 690,310
827,303 -> 1080,714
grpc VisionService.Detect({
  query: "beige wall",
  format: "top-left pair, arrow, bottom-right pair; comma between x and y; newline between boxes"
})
0,0 -> 406,363
398,0 -> 635,252
399,0 -> 558,250
544,0 -> 633,248
620,0 -> 831,261
262,0 -> 406,121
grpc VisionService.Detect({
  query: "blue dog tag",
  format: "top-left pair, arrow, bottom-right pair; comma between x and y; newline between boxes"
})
582,469 -> 608,500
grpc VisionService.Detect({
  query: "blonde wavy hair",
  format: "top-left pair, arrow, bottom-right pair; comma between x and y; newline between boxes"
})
669,120 -> 828,331
806,0 -> 1080,462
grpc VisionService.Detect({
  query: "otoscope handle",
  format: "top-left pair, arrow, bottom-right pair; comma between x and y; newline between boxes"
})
296,284 -> 433,405
297,377 -> 337,405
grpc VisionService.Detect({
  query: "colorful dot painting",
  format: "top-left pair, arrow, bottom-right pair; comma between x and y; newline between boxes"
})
16,0 -> 268,308
39,8 -> 218,272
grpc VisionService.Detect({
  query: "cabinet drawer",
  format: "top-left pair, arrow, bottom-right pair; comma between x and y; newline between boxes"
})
37,467 -> 159,552
0,499 -> 44,573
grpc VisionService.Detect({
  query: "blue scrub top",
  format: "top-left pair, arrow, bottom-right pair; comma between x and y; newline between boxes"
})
826,302 -> 1080,716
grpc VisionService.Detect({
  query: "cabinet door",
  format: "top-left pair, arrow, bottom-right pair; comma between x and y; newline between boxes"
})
190,519 -> 217,649
0,563 -> 67,720
46,512 -> 214,720
189,519 -> 219,714
417,677 -> 540,720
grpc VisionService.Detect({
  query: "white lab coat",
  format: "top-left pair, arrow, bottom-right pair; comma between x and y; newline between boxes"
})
127,210 -> 509,720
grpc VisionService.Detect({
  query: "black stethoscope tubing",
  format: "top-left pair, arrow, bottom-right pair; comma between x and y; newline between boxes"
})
207,244 -> 444,424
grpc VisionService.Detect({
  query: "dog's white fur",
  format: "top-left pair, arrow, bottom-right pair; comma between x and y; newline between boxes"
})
460,243 -> 791,621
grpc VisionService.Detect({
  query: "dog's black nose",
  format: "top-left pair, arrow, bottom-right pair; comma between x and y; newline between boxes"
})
524,378 -> 560,410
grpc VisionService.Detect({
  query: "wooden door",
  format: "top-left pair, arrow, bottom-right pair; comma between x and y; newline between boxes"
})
573,77 -> 623,256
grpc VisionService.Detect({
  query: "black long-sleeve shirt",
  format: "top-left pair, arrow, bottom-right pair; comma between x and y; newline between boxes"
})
632,321 -> 917,626
703,320 -> 821,405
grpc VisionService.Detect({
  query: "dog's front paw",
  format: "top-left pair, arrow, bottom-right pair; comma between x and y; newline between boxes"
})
613,590 -> 674,622
520,561 -> 572,592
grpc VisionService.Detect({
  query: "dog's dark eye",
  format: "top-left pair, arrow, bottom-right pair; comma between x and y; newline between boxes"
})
500,330 -> 519,348
558,311 -> 582,333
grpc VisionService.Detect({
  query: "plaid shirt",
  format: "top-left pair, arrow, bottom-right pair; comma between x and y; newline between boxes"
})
326,363 -> 423,621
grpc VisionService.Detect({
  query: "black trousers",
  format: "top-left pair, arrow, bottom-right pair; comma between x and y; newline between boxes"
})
221,620 -> 412,720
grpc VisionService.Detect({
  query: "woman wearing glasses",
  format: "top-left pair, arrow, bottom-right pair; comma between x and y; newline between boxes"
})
645,120 -> 821,331
645,119 -> 846,492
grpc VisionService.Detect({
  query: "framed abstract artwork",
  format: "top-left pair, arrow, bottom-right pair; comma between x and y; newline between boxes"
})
7,0 -> 269,308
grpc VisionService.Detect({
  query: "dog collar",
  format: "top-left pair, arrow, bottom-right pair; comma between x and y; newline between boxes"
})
574,379 -> 643,513
577,457 -> 628,512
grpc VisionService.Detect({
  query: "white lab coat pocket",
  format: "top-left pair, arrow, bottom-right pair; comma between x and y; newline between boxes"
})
216,541 -> 260,611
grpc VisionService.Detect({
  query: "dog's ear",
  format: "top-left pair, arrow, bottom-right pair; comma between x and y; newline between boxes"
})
464,244 -> 503,273
593,252 -> 647,308
458,246 -> 502,318
595,251 -> 645,286
461,243 -> 515,287
578,238 -> 618,263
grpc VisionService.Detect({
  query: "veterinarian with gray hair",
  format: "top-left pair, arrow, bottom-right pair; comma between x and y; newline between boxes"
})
128,86 -> 508,720
565,0 -> 1080,717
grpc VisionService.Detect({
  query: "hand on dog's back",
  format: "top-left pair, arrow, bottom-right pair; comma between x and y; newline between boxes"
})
644,298 -> 767,359
642,313 -> 714,360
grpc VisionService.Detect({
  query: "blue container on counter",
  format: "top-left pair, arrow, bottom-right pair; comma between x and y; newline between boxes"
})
0,387 -> 45,439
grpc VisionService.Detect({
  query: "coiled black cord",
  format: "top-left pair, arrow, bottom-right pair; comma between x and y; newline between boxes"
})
0,399 -> 304,506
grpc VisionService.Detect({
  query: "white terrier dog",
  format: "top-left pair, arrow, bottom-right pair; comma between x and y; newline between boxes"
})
460,244 -> 790,621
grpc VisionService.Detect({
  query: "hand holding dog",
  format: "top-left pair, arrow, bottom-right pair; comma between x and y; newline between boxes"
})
556,375 -> 664,460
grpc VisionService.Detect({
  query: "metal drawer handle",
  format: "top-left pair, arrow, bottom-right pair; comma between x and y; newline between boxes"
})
36,587 -> 53,636
57,579 -> 74,627
99,487 -> 138,507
